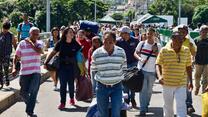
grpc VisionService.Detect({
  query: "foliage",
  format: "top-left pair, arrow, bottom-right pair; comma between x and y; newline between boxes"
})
148,0 -> 208,25
8,11 -> 22,28
0,1 -> 16,20
192,5 -> 208,26
0,0 -> 109,31
111,13 -> 123,20
124,9 -> 135,22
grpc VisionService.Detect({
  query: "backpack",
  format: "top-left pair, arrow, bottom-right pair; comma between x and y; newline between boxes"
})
19,22 -> 33,32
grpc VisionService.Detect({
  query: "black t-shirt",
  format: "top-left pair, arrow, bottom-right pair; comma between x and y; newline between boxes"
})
0,32 -> 13,58
54,39 -> 81,64
116,36 -> 139,65
195,38 -> 208,65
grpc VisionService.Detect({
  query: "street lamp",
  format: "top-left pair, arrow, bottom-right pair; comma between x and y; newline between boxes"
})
46,0 -> 50,32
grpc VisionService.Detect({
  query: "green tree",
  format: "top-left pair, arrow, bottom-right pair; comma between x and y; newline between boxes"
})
148,0 -> 197,24
192,5 -> 208,26
0,1 -> 16,20
124,9 -> 135,22
111,13 -> 123,20
9,11 -> 22,28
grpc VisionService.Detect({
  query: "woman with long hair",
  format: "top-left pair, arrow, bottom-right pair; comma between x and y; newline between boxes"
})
88,36 -> 102,94
44,27 -> 81,109
46,27 -> 60,90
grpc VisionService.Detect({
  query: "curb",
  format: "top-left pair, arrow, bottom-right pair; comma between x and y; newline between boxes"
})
0,66 -> 50,113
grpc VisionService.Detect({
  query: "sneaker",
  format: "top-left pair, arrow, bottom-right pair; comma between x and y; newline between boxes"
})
187,106 -> 195,114
131,99 -> 137,108
27,113 -> 37,117
5,80 -> 10,86
70,98 -> 75,105
58,103 -> 65,110
53,85 -> 58,91
139,111 -> 146,116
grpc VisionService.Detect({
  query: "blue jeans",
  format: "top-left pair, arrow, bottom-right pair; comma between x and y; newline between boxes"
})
186,88 -> 193,108
58,64 -> 75,104
91,71 -> 97,95
19,73 -> 41,114
139,71 -> 156,112
96,82 -> 122,117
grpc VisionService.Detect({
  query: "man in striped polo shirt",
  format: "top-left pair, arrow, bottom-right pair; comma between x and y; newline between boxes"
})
91,31 -> 127,117
12,27 -> 44,117
156,29 -> 193,117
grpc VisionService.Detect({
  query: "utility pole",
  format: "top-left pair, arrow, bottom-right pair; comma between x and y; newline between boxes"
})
46,0 -> 50,32
178,0 -> 181,25
94,0 -> 97,22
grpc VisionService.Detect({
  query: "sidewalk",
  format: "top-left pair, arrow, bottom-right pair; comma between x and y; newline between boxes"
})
0,78 -> 202,117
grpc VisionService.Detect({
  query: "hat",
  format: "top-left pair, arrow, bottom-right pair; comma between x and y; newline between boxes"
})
177,24 -> 188,30
60,25 -> 65,30
119,26 -> 130,33
171,27 -> 181,37
200,25 -> 208,32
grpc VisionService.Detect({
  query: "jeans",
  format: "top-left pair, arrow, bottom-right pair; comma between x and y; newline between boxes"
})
19,73 -> 41,114
163,86 -> 187,117
91,71 -> 97,95
186,88 -> 193,108
0,58 -> 10,82
96,82 -> 122,117
139,70 -> 156,112
58,64 -> 75,104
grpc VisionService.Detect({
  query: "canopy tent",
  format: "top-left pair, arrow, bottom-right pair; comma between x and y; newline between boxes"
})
137,13 -> 168,24
98,15 -> 117,24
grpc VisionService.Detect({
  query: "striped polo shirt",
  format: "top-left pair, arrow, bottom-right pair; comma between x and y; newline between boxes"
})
15,40 -> 43,75
156,45 -> 192,86
91,46 -> 127,85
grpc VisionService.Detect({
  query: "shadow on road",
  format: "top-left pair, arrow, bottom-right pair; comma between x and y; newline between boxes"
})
60,105 -> 88,112
0,87 -> 18,92
188,113 -> 202,117
135,107 -> 163,117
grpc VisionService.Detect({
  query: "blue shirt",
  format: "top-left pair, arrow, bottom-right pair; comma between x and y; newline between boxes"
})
17,22 -> 33,40
116,36 -> 139,65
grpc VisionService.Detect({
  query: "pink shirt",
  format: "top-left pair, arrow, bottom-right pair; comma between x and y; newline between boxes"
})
15,40 -> 43,75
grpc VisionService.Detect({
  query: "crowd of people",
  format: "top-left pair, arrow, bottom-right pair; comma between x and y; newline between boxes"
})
0,12 -> 208,117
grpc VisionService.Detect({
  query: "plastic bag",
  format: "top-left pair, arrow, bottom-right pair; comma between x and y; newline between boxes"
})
202,92 -> 208,117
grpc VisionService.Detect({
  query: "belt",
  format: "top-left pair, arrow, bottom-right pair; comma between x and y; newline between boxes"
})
98,82 -> 120,88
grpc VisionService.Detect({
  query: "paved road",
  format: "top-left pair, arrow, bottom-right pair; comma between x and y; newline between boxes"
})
1,78 -> 202,117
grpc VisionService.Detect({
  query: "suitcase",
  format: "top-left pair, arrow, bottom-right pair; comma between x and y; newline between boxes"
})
80,20 -> 99,34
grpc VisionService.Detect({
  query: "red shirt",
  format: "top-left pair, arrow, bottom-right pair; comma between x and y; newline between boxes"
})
76,38 -> 91,59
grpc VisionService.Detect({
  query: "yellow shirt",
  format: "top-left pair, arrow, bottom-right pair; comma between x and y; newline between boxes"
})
156,45 -> 192,86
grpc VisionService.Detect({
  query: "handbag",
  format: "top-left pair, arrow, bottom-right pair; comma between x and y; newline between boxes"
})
122,42 -> 156,92
75,75 -> 93,101
46,55 -> 60,70
123,66 -> 144,92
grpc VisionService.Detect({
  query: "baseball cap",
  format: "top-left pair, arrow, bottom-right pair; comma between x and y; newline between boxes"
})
177,24 -> 188,30
171,27 -> 182,38
200,25 -> 208,32
119,26 -> 130,33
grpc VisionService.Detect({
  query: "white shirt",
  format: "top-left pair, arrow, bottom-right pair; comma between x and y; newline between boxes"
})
135,40 -> 161,72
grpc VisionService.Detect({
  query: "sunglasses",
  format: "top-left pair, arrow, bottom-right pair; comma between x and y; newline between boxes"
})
177,53 -> 180,63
